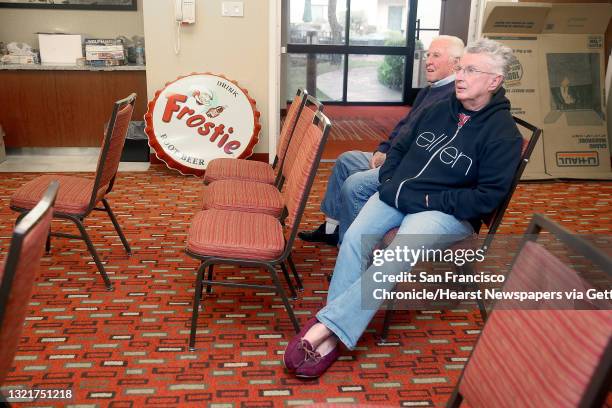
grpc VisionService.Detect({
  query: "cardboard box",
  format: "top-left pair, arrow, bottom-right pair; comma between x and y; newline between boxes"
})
483,2 -> 612,179
38,33 -> 83,65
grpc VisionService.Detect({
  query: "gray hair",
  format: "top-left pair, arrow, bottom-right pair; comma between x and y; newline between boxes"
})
433,35 -> 465,60
465,38 -> 515,79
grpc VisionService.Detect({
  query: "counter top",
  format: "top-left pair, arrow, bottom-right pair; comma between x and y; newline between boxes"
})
0,63 -> 146,71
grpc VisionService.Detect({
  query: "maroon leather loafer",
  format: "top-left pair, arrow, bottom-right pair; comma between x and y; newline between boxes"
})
283,317 -> 319,371
294,342 -> 341,379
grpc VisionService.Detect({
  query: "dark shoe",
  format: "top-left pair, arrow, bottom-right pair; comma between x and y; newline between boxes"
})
298,223 -> 339,246
283,317 -> 319,371
294,342 -> 341,379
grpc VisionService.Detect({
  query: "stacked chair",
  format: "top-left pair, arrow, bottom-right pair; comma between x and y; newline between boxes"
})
200,93 -> 324,294
447,214 -> 612,408
1,182 -> 58,393
203,88 -> 308,187
9,94 -> 137,290
186,102 -> 331,350
378,116 -> 541,340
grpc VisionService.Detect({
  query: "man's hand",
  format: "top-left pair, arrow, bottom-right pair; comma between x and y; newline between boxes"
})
369,152 -> 387,169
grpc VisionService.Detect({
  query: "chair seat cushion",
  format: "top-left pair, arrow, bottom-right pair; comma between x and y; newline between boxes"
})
382,227 -> 478,249
187,209 -> 284,261
203,158 -> 275,185
10,175 -> 102,215
202,180 -> 284,218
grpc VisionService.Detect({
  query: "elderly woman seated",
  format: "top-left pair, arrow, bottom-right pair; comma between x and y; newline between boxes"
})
283,38 -> 523,379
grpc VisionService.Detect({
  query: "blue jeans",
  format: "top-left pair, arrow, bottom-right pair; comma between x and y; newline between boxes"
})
316,193 -> 474,350
320,151 -> 380,242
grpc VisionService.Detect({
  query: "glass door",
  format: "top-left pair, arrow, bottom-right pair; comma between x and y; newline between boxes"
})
284,0 -> 419,105
412,0 -> 442,88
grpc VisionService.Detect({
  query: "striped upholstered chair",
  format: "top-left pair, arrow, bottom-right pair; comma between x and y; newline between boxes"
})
448,214 -> 612,408
201,94 -> 323,218
10,94 -> 136,290
186,111 -> 331,350
203,88 -> 308,186
200,94 -> 324,293
0,182 -> 58,387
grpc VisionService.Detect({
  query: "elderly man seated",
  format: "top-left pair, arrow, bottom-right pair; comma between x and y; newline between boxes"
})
284,38 -> 523,379
298,35 -> 465,246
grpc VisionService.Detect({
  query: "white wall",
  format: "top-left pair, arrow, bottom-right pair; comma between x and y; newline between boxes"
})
143,0 -> 272,154
0,0 -> 144,46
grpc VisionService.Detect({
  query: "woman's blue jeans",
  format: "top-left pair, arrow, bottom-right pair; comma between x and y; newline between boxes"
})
320,151 -> 380,242
316,193 -> 474,350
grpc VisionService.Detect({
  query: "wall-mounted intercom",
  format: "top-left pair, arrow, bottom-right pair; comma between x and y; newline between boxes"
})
174,0 -> 196,54
175,0 -> 196,24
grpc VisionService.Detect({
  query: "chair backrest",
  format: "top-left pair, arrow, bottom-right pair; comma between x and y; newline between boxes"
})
479,116 -> 541,251
276,94 -> 324,186
273,88 -> 307,171
0,181 -> 58,385
88,93 -> 137,210
281,111 -> 331,254
452,214 -> 612,408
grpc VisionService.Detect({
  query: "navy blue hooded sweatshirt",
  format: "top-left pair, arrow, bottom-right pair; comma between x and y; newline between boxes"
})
378,88 -> 522,231
377,81 -> 455,154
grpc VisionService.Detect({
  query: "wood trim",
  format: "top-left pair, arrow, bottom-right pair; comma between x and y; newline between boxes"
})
0,70 -> 147,147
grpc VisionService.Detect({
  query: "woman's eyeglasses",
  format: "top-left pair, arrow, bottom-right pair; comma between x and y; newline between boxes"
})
453,65 -> 500,77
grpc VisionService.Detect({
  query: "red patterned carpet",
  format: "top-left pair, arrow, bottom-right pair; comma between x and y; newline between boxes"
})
322,105 -> 411,131
0,164 -> 611,407
322,106 -> 410,159
324,119 -> 390,159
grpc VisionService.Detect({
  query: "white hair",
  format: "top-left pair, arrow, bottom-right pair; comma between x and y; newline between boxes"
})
465,38 -> 516,79
432,35 -> 465,60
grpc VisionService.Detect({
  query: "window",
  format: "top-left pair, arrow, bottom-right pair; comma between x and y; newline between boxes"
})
388,6 -> 403,32
285,0 -> 442,103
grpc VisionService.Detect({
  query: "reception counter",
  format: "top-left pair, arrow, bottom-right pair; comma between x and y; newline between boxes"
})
0,64 -> 147,147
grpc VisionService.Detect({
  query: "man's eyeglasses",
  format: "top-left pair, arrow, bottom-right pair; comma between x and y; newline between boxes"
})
453,65 -> 500,77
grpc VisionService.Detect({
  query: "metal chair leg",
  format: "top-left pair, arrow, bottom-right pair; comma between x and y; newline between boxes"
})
0,389 -> 11,407
189,262 -> 208,351
447,390 -> 463,408
15,212 -> 26,225
280,262 -> 298,300
461,263 -> 488,322
380,309 -> 393,342
287,254 -> 304,291
45,229 -> 51,254
101,198 -> 131,255
206,264 -> 214,294
266,264 -> 300,333
476,298 -> 488,322
72,217 -> 113,290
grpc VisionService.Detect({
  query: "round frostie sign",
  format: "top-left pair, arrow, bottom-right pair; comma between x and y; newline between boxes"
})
145,73 -> 261,176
